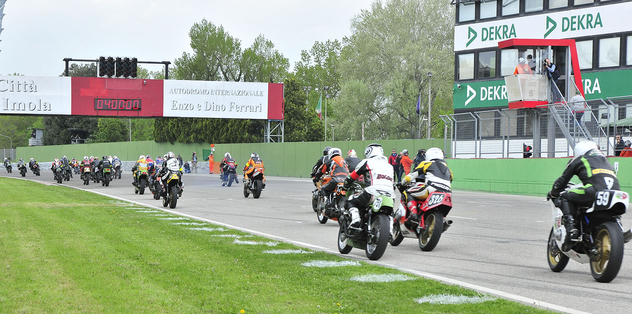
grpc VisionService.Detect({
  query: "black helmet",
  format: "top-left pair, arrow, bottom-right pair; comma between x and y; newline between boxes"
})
323,146 -> 332,156
102,155 -> 107,160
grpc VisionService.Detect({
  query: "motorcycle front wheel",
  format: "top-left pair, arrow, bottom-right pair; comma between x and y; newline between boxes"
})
338,224 -> 352,254
311,191 -> 318,212
389,216 -> 404,246
139,178 -> 146,195
590,221 -> 624,283
419,211 -> 444,251
84,175 -> 90,185
547,227 -> 569,272
243,182 -> 250,198
366,213 -> 390,260
317,203 -> 328,224
153,182 -> 161,200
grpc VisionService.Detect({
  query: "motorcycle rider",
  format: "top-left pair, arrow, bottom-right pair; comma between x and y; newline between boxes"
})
80,156 -> 90,177
158,151 -> 184,196
17,158 -> 26,173
344,149 -> 361,172
243,152 -> 265,187
311,146 -> 332,185
314,148 -> 349,211
131,155 -> 147,186
61,155 -> 71,178
112,155 -> 122,177
220,152 -> 238,186
548,141 -> 620,251
28,158 -> 39,174
343,143 -> 395,229
3,157 -> 11,171
400,147 -> 453,222
98,155 -> 113,179
71,157 -> 79,174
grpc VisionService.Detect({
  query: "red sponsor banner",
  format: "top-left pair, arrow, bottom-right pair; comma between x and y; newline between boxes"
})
267,83 -> 284,120
71,77 -> 164,117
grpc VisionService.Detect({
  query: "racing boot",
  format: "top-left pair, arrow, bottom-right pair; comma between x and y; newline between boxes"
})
349,207 -> 361,229
561,214 -> 579,251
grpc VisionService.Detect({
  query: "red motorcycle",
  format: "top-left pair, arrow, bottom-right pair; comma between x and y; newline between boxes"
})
390,189 -> 453,251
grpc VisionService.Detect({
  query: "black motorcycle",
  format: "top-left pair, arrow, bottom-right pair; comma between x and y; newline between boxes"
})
31,164 -> 40,176
243,168 -> 264,199
161,168 -> 183,209
337,184 -> 394,261
4,162 -> 11,173
53,164 -> 64,184
149,174 -> 162,200
113,160 -> 122,179
18,164 -> 27,177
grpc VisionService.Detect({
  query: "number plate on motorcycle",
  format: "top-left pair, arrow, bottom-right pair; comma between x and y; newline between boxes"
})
427,193 -> 445,206
373,197 -> 383,211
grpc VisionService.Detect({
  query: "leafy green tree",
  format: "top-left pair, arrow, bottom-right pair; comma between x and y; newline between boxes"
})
0,116 -> 42,148
155,19 -> 289,144
92,118 -> 128,143
334,0 -> 454,140
283,76 -> 323,142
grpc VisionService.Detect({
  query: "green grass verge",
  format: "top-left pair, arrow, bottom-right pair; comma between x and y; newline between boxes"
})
0,178 -> 553,313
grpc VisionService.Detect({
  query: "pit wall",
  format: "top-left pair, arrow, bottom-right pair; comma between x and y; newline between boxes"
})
16,141 -> 632,197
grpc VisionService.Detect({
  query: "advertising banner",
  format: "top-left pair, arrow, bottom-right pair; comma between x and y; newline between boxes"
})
0,76 -> 72,115
163,81 -> 270,119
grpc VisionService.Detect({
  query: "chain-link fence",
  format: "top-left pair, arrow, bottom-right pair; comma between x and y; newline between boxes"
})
440,97 -> 632,158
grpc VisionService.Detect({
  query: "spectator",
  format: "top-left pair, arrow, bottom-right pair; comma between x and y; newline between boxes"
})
614,135 -> 625,156
177,154 -> 183,167
513,57 -> 533,75
400,149 -> 413,175
413,149 -> 426,169
191,151 -> 198,173
569,91 -> 588,125
183,161 -> 191,173
620,141 -> 632,157
527,54 -> 536,71
523,143 -> 533,158
388,149 -> 401,182
544,58 -> 561,103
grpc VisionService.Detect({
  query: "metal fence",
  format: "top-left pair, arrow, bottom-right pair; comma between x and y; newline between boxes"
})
440,97 -> 632,158
2,148 -> 16,161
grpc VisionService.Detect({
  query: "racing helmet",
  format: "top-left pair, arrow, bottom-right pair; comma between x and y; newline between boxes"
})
574,141 -> 599,156
167,151 -> 176,159
328,147 -> 342,159
347,149 -> 357,158
19,158 -> 23,162
94,156 -> 99,160
364,143 -> 384,159
113,156 -> 118,160
90,156 -> 94,160
30,158 -> 34,162
251,152 -> 258,158
224,152 -> 231,158
139,155 -> 145,160
54,158 -> 59,162
323,146 -> 332,156
84,156 -> 88,160
146,155 -> 151,159
425,147 -> 444,161
102,155 -> 107,160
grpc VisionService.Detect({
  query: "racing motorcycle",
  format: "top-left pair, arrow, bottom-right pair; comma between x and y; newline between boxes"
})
161,160 -> 183,209
243,167 -> 264,199
313,177 -> 345,224
81,166 -> 91,185
4,161 -> 12,173
31,163 -> 40,176
53,163 -> 64,184
390,186 -> 453,251
134,161 -> 149,195
113,159 -> 122,179
18,163 -> 28,177
101,165 -> 112,187
547,185 -> 632,282
149,174 -> 162,200
337,183 -> 394,260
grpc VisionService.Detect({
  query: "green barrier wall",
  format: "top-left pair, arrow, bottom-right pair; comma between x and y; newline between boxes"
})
17,141 -> 632,197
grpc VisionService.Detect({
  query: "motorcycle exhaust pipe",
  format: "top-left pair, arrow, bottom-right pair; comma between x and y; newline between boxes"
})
624,229 -> 632,244
443,219 -> 453,232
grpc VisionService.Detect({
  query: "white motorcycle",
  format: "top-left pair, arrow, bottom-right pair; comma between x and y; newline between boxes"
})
547,187 -> 632,282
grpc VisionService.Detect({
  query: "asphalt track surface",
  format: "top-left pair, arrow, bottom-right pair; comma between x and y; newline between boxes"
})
4,170 -> 632,314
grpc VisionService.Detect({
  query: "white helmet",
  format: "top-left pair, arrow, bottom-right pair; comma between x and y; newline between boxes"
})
364,143 -> 384,159
574,141 -> 599,156
224,152 -> 231,159
30,158 -> 34,161
425,147 -> 444,161
83,156 -> 88,160
139,155 -> 145,160
113,156 -> 118,159
328,147 -> 342,159
347,149 -> 357,158
251,152 -> 259,158
167,151 -> 175,159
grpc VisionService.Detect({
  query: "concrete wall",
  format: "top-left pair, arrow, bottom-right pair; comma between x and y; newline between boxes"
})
16,141 -> 632,197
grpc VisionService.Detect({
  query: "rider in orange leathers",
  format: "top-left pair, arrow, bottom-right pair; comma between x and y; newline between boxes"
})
243,152 -> 266,188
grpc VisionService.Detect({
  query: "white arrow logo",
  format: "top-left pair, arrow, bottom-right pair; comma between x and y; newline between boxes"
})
465,85 -> 476,107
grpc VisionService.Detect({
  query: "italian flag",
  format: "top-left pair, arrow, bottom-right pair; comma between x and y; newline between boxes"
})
315,94 -> 323,119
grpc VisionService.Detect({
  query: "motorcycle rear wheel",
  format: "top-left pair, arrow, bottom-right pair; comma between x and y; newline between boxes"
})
338,224 -> 352,254
253,180 -> 262,198
547,227 -> 569,272
105,174 -> 110,187
153,182 -> 161,200
366,213 -> 389,260
243,182 -> 250,198
590,221 -> 624,283
419,211 -> 444,251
